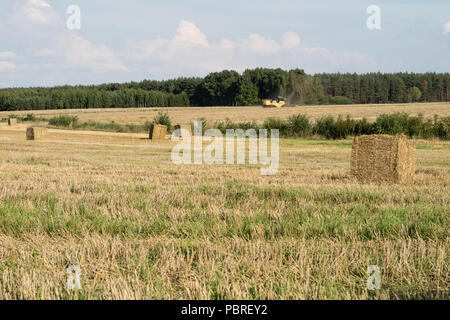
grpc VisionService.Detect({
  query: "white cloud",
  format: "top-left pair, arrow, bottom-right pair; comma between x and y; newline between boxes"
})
282,32 -> 301,49
34,48 -> 56,57
126,21 -> 238,73
239,34 -> 281,54
8,0 -> 126,73
0,51 -> 18,73
1,2 -> 378,85
126,20 -> 377,78
12,0 -> 59,25
174,20 -> 209,47
63,35 -> 127,71
0,61 -> 16,72
0,51 -> 18,60
444,21 -> 450,35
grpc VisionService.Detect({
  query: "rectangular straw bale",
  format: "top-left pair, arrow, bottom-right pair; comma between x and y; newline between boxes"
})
8,118 -> 17,126
26,127 -> 48,140
351,134 -> 415,183
149,124 -> 167,140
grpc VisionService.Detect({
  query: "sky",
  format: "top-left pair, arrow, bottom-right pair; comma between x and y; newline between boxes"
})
0,0 -> 449,88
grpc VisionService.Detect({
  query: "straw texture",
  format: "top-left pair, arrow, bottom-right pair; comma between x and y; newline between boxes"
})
26,127 -> 48,140
351,134 -> 415,183
149,124 -> 167,140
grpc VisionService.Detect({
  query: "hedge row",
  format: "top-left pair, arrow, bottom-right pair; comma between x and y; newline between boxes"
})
212,113 -> 449,140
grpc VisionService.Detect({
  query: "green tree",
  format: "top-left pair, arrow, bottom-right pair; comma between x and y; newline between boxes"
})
235,76 -> 260,106
195,70 -> 241,106
409,86 -> 422,102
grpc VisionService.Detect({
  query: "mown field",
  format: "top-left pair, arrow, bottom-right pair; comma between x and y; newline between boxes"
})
0,104 -> 448,299
2,102 -> 450,126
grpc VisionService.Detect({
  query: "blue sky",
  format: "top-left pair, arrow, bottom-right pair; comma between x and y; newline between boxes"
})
0,0 -> 449,87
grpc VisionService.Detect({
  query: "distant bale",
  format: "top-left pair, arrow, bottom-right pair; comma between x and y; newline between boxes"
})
26,127 -> 48,140
351,134 -> 415,183
149,124 -> 167,140
8,118 -> 17,126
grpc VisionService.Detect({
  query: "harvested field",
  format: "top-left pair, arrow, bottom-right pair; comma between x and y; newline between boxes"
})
0,118 -> 448,299
1,102 -> 449,126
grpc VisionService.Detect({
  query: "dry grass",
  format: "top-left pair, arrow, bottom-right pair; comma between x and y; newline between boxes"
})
1,102 -> 449,126
0,105 -> 448,300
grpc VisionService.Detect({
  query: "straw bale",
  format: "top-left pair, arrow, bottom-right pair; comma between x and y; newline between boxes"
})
149,124 -> 167,140
26,127 -> 48,140
351,134 -> 415,183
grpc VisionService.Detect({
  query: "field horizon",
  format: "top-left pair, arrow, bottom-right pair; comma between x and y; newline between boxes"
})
2,102 -> 450,128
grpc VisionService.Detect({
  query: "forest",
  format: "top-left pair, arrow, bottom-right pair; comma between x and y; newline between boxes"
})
0,69 -> 449,111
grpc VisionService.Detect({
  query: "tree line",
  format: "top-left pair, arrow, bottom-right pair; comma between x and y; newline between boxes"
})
1,69 -> 449,111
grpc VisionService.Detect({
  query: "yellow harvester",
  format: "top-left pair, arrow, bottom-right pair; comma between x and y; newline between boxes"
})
262,97 -> 286,108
